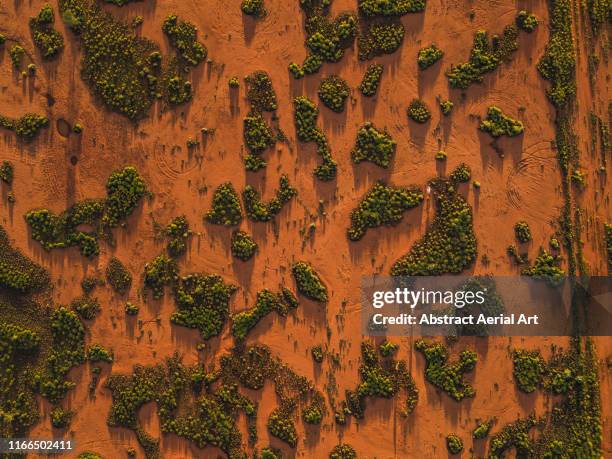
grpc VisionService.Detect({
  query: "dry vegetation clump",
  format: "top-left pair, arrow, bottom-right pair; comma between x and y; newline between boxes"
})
0,161 -> 13,185
446,434 -> 463,454
414,339 -> 477,401
162,14 -> 207,70
439,99 -> 453,115
165,216 -> 190,257
25,167 -> 146,257
205,182 -> 243,226
143,254 -> 179,299
29,4 -> 64,59
347,181 -> 423,241
0,113 -> 49,141
351,122 -> 396,167
318,75 -> 350,112
293,96 -> 337,180
106,257 -> 132,293
514,221 -> 532,243
407,98 -> 431,123
359,64 -> 383,96
605,223 -> 612,271
479,106 -> 524,137
516,10 -> 538,32
329,443 -> 357,458
521,250 -> 565,286
417,44 -> 443,69
291,261 -> 328,302
246,71 -> 278,112
358,22 -> 405,60
243,175 -> 297,222
231,230 -> 258,261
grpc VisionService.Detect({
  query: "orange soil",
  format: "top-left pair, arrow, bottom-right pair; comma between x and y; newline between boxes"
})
0,0 -> 609,458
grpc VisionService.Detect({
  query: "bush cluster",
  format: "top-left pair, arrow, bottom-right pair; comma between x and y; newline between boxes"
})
143,254 -> 179,299
379,340 -> 399,357
311,345 -> 324,362
449,162 -> 471,183
479,106 -> 524,137
473,419 -> 493,439
292,261 -> 328,302
246,71 -> 278,112
318,75 -> 350,113
165,216 -> 190,257
446,434 -> 463,454
231,230 -> 258,261
417,44 -> 443,69
0,113 -> 49,141
87,344 -> 114,363
10,45 -> 24,68
106,257 -> 132,293
293,96 -> 337,180
512,349 -> 545,393
351,122 -> 396,167
0,226 -> 49,293
243,175 -> 298,222
358,0 -> 425,16
241,0 -> 266,17
414,339 -> 477,401
329,444 -> 357,459
521,250 -> 565,286
125,302 -> 139,315
0,161 -> 13,184
245,154 -> 267,171
488,416 -> 537,458
267,405 -> 297,447
205,182 -> 243,226
103,166 -> 147,228
446,26 -> 518,89
243,114 -> 275,153
30,4 -> 64,59
70,295 -> 101,320
50,407 -> 73,428
358,22 -> 405,60
171,273 -> 238,339
302,396 -> 324,424
587,0 -> 608,33
514,221 -> 531,243
407,98 -> 431,123
348,181 -> 423,241
439,99 -> 453,115
359,64 -> 383,96
164,71 -> 193,106
516,10 -> 538,32
232,289 -> 298,339
162,14 -> 207,69
391,174 -> 476,276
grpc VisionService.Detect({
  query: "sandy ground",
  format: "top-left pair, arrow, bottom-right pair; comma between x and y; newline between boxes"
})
0,0 -> 610,457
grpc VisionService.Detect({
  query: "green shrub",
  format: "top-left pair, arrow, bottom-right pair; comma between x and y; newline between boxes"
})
205,182 -> 243,226
292,261 -> 327,302
51,407 -> 73,428
358,22 -> 404,60
439,99 -> 453,115
351,122 -> 396,167
0,161 -> 13,185
165,216 -> 190,257
245,154 -> 267,171
516,10 -> 538,32
414,339 -> 477,401
10,45 -> 24,68
318,75 -> 350,113
479,106 -> 524,137
293,96 -> 337,181
302,398 -> 324,424
143,254 -> 178,299
243,175 -> 297,222
106,257 -> 132,293
391,174 -> 476,276
311,345 -> 324,362
0,113 -> 50,141
231,289 -> 297,339
473,419 -> 493,439
358,0 -> 425,16
71,295 -> 101,320
587,0 -> 608,33
241,0 -> 266,17
407,98 -> 431,123
30,4 -> 64,59
359,64 -> 383,96
514,221 -> 532,243
171,273 -> 238,339
246,71 -> 278,112
125,302 -> 139,315
449,162 -> 471,183
261,447 -> 282,459
446,26 -> 518,89
87,344 -> 114,363
228,76 -> 239,87
446,434 -> 463,454
512,349 -> 545,393
103,166 -> 147,228
435,150 -> 447,161
417,44 -> 443,69
379,340 -> 399,357
488,416 -> 537,459
521,250 -> 565,286
162,14 -> 207,69
329,444 -> 357,459
267,406 -> 297,447
243,114 -> 275,153
348,181 -> 423,240
231,230 -> 258,261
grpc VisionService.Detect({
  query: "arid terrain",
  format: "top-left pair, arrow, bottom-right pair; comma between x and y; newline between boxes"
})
0,0 -> 610,458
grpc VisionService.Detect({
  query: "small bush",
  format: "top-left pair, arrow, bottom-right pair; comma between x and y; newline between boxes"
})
450,163 -> 471,183
318,75 -> 350,113
125,302 -> 139,315
417,44 -> 443,69
30,4 -> 64,59
267,406 -> 297,447
359,64 -> 383,96
514,221 -> 532,243
10,45 -> 25,68
446,434 -> 463,454
311,345 -> 324,362
228,76 -> 239,87
512,349 -> 545,393
521,250 -> 565,286
87,344 -> 114,363
246,71 -> 277,112
0,161 -> 14,184
329,443 -> 357,459
143,254 -> 178,299
473,419 -> 493,439
231,289 -> 298,339
243,175 -> 297,222
351,122 -> 396,168
231,230 -> 258,261
292,261 -> 327,302
379,340 -> 399,357
205,183 -> 243,226
241,0 -> 266,17
243,114 -> 275,153
71,295 -> 101,320
51,407 -> 73,428
479,106 -> 524,137
439,99 -> 453,115
165,216 -> 190,257
516,11 -> 538,32
162,14 -> 207,69
106,257 -> 132,293
407,98 -> 431,123
358,22 -> 404,60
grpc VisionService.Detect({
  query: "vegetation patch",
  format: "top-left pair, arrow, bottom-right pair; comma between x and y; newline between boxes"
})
87,344 -> 113,363
516,10 -> 538,32
359,64 -> 383,96
70,295 -> 101,320
165,216 -> 190,257
414,339 -> 477,401
521,250 -> 565,286
293,96 -> 337,180
446,434 -> 463,454
0,113 -> 49,141
162,14 -> 207,70
358,22 -> 405,60
514,221 -> 532,243
329,443 -> 357,458
106,257 -> 132,293
231,230 -> 258,261
25,167 -> 146,257
473,419 -> 493,439
205,182 -> 243,226
243,114 -> 275,153
446,26 -> 519,89
479,106 -> 524,137
489,416 -> 538,458
318,75 -> 350,113
232,289 -> 298,340
243,175 -> 297,222
241,0 -> 266,17
246,71 -> 278,112
0,161 -> 13,185
407,98 -> 431,123
391,171 -> 476,276
512,349 -> 546,393
348,181 -> 423,241
30,4 -> 64,59
292,261 -> 328,302
143,254 -> 178,299
358,0 -> 425,16
605,223 -> 612,271
417,44 -> 443,69
351,122 -> 396,167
